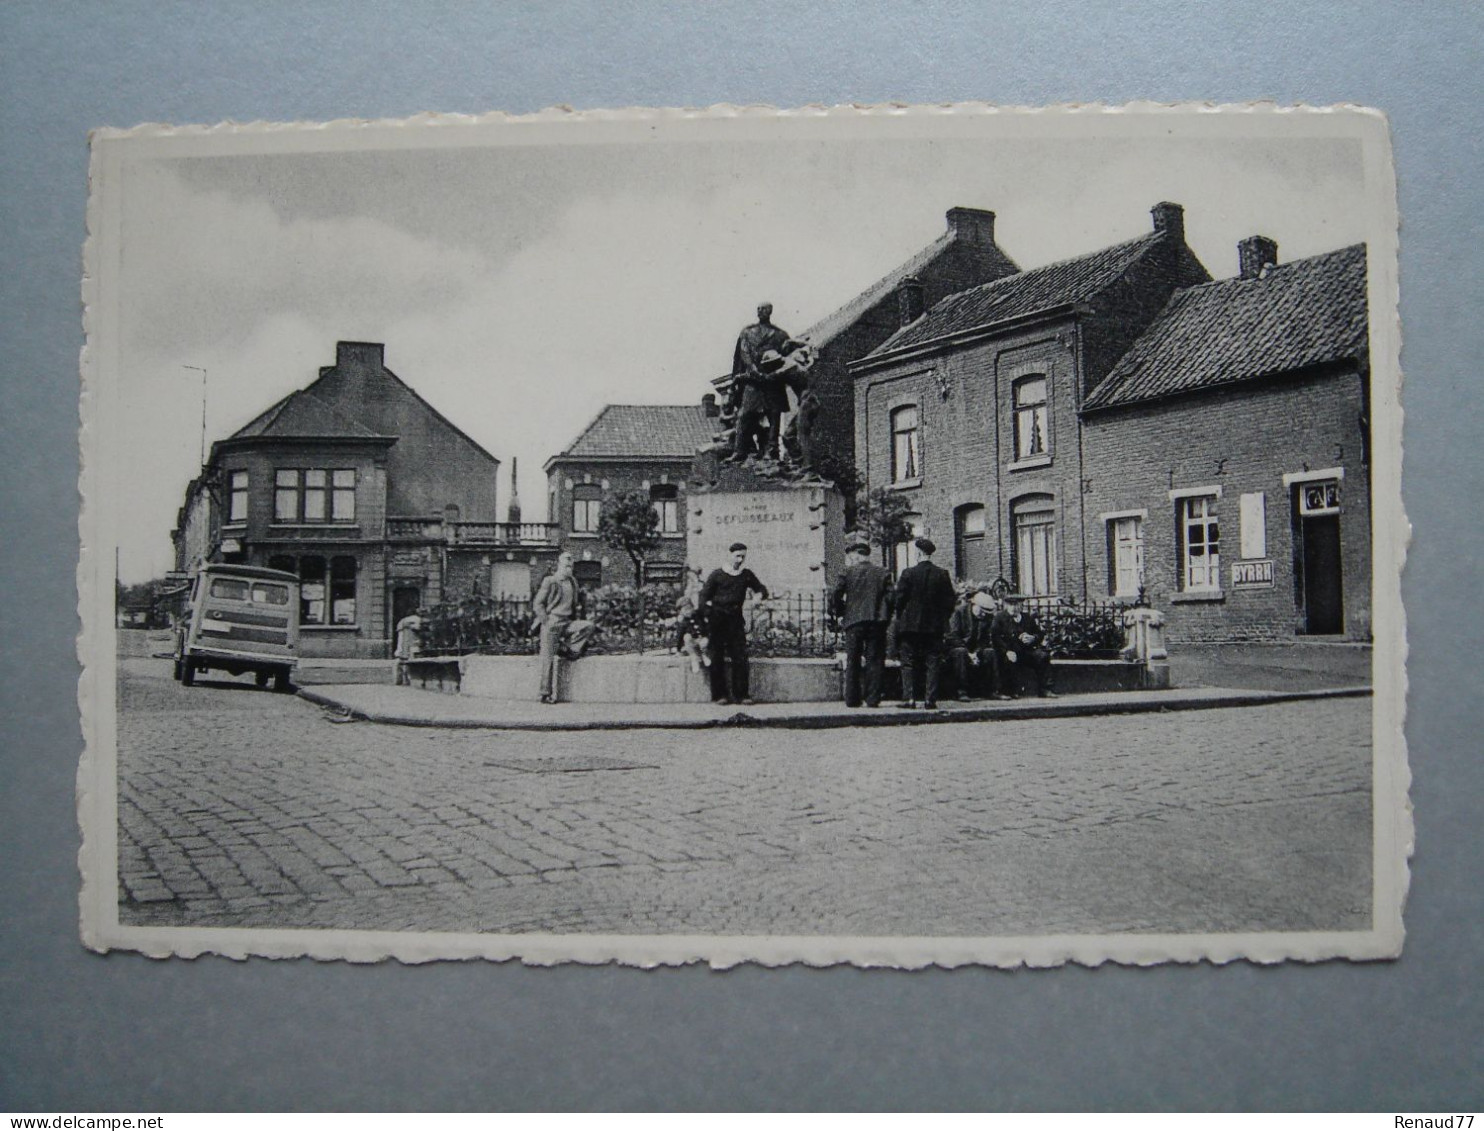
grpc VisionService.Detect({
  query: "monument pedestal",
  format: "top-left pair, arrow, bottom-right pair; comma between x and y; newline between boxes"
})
687,449 -> 845,594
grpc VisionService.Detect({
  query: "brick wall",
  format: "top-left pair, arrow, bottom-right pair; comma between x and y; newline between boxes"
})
856,319 -> 1087,589
1080,367 -> 1372,642
545,458 -> 693,586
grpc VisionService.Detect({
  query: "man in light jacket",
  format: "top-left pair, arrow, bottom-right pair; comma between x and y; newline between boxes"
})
533,552 -> 596,704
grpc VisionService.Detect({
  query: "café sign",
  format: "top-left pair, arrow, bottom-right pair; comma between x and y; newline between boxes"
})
1231,559 -> 1275,589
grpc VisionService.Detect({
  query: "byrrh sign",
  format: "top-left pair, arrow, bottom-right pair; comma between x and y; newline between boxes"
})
1232,559 -> 1276,589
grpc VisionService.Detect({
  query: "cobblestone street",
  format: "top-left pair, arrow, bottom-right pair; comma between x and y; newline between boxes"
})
115,653 -> 1373,937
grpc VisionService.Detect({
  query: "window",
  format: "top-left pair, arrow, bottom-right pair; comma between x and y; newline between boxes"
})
227,471 -> 248,523
275,470 -> 299,522
573,560 -> 602,588
267,554 -> 295,574
329,556 -> 356,625
644,560 -> 683,584
954,503 -> 989,582
209,577 -> 250,601
651,484 -> 680,535
1013,498 -> 1058,597
1013,376 -> 1049,461
1179,495 -> 1221,591
572,484 -> 602,534
298,556 -> 327,625
890,514 -> 923,578
891,405 -> 921,484
1107,515 -> 1145,597
251,582 -> 290,606
273,468 -> 355,523
332,470 -> 356,521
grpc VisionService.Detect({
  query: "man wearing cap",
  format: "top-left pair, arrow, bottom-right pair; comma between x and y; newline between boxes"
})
990,592 -> 1057,699
699,542 -> 770,705
830,539 -> 894,708
944,589 -> 1002,701
728,302 -> 795,462
892,536 -> 957,709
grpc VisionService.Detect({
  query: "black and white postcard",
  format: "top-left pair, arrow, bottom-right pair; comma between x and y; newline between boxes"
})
79,104 -> 1407,965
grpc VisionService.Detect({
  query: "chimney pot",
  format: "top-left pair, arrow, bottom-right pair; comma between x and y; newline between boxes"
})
1150,202 -> 1185,240
946,207 -> 996,245
702,392 -> 719,418
1238,235 -> 1279,280
897,275 -> 926,327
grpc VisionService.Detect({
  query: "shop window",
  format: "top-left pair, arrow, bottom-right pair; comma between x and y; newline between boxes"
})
572,484 -> 602,534
651,484 -> 680,534
227,470 -> 248,523
891,405 -> 921,484
1179,495 -> 1221,591
298,556 -> 327,625
267,554 -> 295,574
1013,375 -> 1050,461
330,555 -> 357,625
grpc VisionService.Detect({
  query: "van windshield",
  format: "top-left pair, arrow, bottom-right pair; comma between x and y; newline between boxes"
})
209,578 -> 250,601
251,583 -> 290,606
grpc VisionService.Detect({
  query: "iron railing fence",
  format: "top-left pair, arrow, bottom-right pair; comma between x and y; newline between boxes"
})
414,584 -> 1143,661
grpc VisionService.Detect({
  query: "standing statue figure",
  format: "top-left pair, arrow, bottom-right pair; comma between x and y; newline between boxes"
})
728,302 -> 796,462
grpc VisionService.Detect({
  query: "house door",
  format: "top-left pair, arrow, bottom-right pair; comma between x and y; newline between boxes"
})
1298,513 -> 1344,634
392,585 -> 421,626
954,504 -> 989,583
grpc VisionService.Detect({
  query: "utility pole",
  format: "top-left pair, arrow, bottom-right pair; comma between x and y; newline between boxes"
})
182,365 -> 207,467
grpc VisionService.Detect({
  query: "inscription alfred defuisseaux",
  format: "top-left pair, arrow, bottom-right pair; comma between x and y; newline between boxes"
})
78,104 -> 1408,967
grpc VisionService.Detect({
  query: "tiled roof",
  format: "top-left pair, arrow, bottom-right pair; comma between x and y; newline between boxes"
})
800,231 -> 1018,347
1084,244 -> 1367,410
872,233 -> 1164,354
555,404 -> 715,460
230,389 -> 387,440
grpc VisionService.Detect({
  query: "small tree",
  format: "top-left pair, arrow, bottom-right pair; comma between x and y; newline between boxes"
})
854,485 -> 916,569
598,489 -> 664,644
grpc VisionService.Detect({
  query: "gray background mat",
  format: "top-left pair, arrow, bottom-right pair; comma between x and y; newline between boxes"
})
2,0 -> 1479,1111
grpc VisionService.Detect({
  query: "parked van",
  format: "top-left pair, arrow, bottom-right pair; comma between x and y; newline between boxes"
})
173,563 -> 300,691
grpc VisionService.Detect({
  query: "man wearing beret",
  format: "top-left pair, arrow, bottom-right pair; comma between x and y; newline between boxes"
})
990,592 -> 1057,699
891,536 -> 957,709
944,589 -> 1003,701
699,542 -> 770,705
830,540 -> 894,708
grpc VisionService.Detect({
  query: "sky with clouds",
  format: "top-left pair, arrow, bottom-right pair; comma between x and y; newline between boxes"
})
111,126 -> 1367,581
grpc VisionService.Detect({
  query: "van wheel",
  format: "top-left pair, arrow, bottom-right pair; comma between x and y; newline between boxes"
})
273,669 -> 293,693
172,657 -> 184,681
181,660 -> 197,687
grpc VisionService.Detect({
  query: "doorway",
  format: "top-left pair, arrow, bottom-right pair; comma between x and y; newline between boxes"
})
1292,483 -> 1344,635
392,585 -> 421,627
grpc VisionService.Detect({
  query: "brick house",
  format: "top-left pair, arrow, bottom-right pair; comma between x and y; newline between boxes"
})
1080,241 -> 1371,641
544,402 -> 719,588
172,341 -> 557,657
850,202 -> 1211,585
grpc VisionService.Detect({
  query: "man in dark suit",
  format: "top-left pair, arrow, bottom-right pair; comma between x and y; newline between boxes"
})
830,539 -> 894,708
990,592 -> 1057,699
892,536 -> 957,709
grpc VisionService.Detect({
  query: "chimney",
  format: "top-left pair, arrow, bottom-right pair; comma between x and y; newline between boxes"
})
1150,202 -> 1185,241
897,275 -> 926,327
702,392 -> 719,418
336,341 -> 385,370
506,458 -> 523,525
946,207 -> 996,245
1238,235 -> 1279,280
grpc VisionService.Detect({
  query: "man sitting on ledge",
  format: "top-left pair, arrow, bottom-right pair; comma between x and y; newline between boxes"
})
990,592 -> 1057,699
533,551 -> 596,705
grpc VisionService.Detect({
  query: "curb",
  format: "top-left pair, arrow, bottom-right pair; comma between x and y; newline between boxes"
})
296,685 -> 1373,732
